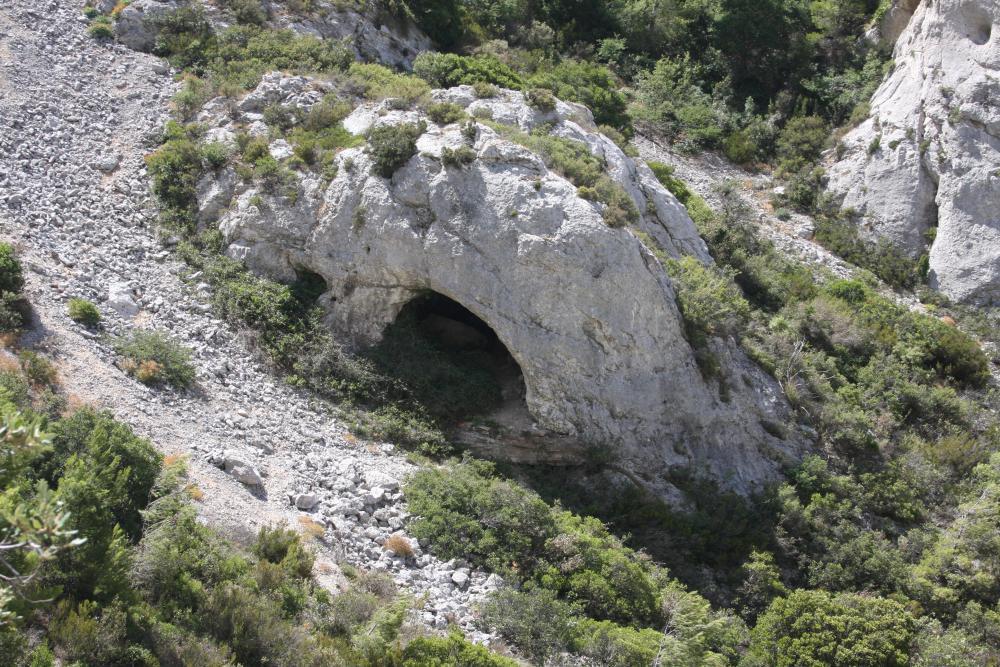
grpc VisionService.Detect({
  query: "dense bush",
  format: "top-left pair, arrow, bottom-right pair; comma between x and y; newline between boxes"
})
527,59 -> 630,132
346,63 -> 430,105
401,630 -> 519,666
0,243 -> 24,294
425,101 -> 467,125
666,256 -> 751,346
114,330 -> 197,388
67,297 -> 101,327
1,385 -> 510,663
366,122 -> 426,178
153,9 -> 352,92
0,242 -> 25,333
745,590 -> 915,667
413,52 -> 523,89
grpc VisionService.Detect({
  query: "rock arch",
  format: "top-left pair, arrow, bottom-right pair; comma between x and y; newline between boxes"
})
217,86 -> 804,493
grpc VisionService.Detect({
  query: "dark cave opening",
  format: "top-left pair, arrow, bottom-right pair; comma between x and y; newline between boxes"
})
367,291 -> 526,423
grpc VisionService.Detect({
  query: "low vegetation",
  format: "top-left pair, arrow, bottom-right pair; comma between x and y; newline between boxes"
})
66,298 -> 101,327
366,122 -> 427,178
114,330 -> 197,388
406,459 -> 746,665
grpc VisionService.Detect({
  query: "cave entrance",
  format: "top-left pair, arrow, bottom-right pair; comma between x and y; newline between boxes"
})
369,291 -> 527,425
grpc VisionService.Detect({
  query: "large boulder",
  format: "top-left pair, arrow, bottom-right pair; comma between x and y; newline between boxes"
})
211,79 -> 804,494
825,0 -> 1000,304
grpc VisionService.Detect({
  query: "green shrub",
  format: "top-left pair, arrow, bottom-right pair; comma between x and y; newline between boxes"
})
813,214 -> 923,289
633,56 -> 731,150
67,297 -> 101,327
252,525 -> 314,578
776,116 -> 829,175
479,588 -> 577,664
18,350 -> 57,388
665,256 -> 750,345
406,459 -> 556,573
746,590 -> 915,667
0,366 -> 30,407
219,0 -> 267,25
401,630 -> 519,666
528,59 -> 630,132
425,101 -> 466,125
723,129 -> 759,164
114,330 -> 196,388
0,243 -> 24,294
412,52 -> 523,89
525,87 -> 556,112
366,122 -> 426,178
348,406 -> 453,458
347,63 -> 430,105
0,291 -> 23,332
88,17 -> 114,39
145,126 -> 207,230
473,81 -> 499,98
440,145 -> 477,167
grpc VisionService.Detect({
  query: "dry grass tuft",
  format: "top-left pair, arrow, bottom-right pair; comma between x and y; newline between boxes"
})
383,534 -> 414,558
298,515 -> 326,541
0,353 -> 21,375
185,483 -> 205,502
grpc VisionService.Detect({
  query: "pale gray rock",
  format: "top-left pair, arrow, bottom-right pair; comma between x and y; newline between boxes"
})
213,80 -> 805,494
880,0 -> 922,44
196,167 -> 237,224
294,492 -> 320,510
107,280 -> 138,317
826,0 -> 1000,304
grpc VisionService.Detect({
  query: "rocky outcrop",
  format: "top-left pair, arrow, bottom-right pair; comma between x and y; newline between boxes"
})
204,77 -> 805,494
114,0 -> 430,69
825,0 -> 1000,304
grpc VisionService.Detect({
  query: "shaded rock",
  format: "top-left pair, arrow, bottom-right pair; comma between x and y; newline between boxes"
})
115,0 -> 179,52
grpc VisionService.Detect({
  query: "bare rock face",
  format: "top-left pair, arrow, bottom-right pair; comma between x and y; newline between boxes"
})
825,0 -> 1000,304
208,79 -> 804,494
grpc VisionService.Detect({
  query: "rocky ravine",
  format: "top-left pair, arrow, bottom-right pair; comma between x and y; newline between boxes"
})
0,0 -> 501,642
826,0 -> 1000,304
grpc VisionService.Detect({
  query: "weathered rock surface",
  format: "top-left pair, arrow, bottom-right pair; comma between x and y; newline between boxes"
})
212,80 -> 805,493
826,0 -> 1000,303
114,0 -> 430,69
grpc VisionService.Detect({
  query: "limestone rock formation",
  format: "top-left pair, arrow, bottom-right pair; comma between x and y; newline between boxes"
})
202,77 -> 804,494
825,0 -> 1000,303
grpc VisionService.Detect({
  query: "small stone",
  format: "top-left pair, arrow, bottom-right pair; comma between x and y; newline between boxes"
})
293,492 -> 320,510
